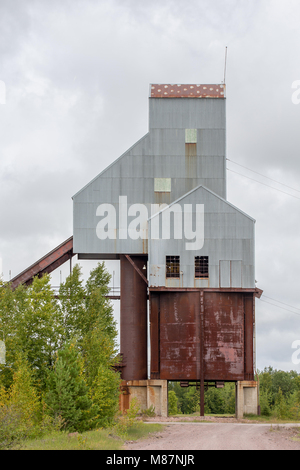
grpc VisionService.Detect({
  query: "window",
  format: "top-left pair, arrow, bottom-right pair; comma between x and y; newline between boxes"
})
166,256 -> 180,278
154,178 -> 171,192
195,256 -> 209,278
185,129 -> 197,157
185,129 -> 197,143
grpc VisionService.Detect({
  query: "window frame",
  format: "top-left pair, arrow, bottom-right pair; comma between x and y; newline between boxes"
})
195,256 -> 209,279
166,255 -> 180,279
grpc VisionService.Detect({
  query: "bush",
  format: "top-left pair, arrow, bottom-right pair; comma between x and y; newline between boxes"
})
274,388 -> 289,420
0,404 -> 27,450
45,343 -> 93,432
141,405 -> 156,417
168,390 -> 179,415
113,398 -> 141,438
89,364 -> 121,429
260,389 -> 272,417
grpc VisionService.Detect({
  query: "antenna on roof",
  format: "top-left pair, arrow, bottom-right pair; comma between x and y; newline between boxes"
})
223,46 -> 228,85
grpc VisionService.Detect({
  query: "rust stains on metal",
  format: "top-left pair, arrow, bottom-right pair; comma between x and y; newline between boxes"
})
150,290 -> 255,383
152,291 -> 200,381
120,255 -> 148,381
254,287 -> 263,298
150,84 -> 225,98
124,254 -> 148,285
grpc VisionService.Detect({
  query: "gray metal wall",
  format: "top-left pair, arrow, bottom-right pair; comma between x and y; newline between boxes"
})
73,98 -> 227,255
148,185 -> 255,289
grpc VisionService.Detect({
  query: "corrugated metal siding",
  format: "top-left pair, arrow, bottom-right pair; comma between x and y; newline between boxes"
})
204,292 -> 245,381
73,97 -> 227,255
159,292 -> 200,381
149,186 -> 255,289
150,291 -> 250,382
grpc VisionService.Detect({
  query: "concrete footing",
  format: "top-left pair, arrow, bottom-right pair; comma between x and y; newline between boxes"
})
120,380 -> 168,417
236,381 -> 258,419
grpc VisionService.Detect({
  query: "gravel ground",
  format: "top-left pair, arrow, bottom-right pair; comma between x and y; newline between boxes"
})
125,417 -> 300,451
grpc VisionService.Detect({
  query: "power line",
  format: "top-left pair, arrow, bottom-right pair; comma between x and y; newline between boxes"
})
262,295 -> 300,312
227,167 -> 300,200
227,158 -> 300,194
259,298 -> 300,317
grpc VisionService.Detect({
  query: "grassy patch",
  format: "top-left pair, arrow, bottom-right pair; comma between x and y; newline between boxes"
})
125,422 -> 163,441
244,413 -> 300,424
18,423 -> 164,450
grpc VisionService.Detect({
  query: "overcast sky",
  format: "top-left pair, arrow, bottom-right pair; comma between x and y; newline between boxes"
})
1,0 -> 300,373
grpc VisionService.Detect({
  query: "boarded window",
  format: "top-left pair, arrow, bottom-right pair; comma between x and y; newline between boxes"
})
154,178 -> 171,192
166,256 -> 180,278
185,129 -> 197,143
195,256 -> 209,278
185,129 -> 197,157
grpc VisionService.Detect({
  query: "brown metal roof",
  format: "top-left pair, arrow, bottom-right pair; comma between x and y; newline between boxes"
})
150,83 -> 225,98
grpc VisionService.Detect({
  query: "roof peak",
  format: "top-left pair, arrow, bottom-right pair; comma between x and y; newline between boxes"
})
150,83 -> 225,98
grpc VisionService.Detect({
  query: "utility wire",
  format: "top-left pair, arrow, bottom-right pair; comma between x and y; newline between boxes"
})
227,158 -> 300,194
259,298 -> 300,317
262,295 -> 300,312
227,167 -> 300,201
225,159 -> 300,316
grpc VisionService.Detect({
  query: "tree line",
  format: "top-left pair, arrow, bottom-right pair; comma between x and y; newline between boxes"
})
168,368 -> 300,419
0,263 -> 121,447
1,263 -> 300,447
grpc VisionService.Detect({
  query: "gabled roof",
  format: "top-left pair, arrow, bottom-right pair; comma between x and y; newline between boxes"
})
148,184 -> 255,223
72,132 -> 149,199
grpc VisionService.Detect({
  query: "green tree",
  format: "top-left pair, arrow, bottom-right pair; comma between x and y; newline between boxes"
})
85,263 -> 116,339
168,390 -> 179,415
205,387 -> 225,414
258,367 -> 300,411
59,264 -> 86,343
0,355 -> 42,445
89,364 -> 121,428
80,263 -> 121,428
0,281 -> 23,388
45,342 -> 93,432
259,389 -> 272,416
274,387 -> 288,419
16,275 -> 64,387
222,383 -> 236,414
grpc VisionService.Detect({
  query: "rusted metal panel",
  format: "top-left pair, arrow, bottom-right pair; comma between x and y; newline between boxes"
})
244,293 -> 254,380
204,292 -> 245,381
124,255 -> 148,285
10,236 -> 74,290
157,292 -> 200,381
120,255 -> 148,381
150,84 -> 225,99
150,292 -> 160,377
150,290 -> 252,382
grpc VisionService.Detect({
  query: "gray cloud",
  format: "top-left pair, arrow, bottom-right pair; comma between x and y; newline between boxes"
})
1,0 -> 300,372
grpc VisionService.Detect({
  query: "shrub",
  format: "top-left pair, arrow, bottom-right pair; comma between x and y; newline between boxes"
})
168,390 -> 179,415
113,398 -> 141,438
0,404 -> 26,450
45,343 -> 93,432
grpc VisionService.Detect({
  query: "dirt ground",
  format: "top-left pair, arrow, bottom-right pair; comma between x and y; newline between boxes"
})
125,416 -> 300,451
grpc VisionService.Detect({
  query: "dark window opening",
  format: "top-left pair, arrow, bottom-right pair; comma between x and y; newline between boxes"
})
166,256 -> 180,278
195,256 -> 209,278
